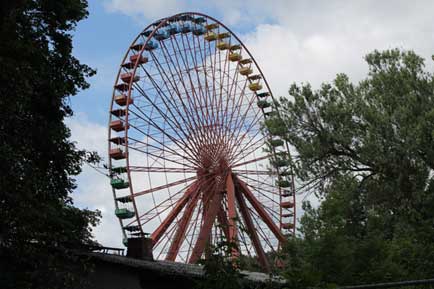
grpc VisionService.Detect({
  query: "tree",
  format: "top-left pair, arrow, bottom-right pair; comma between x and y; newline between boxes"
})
196,239 -> 243,289
277,50 -> 434,286
0,1 -> 100,288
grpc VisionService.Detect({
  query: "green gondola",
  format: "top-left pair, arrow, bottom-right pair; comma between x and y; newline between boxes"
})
111,178 -> 129,189
277,180 -> 291,188
115,208 -> 135,219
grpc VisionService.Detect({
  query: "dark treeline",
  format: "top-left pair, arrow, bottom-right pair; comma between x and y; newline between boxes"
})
0,1 -> 100,289
274,49 -> 434,288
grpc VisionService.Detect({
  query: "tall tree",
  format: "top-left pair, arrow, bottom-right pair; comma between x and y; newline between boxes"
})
0,1 -> 100,288
274,50 -> 434,286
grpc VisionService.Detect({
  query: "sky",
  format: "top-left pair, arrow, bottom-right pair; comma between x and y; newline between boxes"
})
68,0 -> 434,248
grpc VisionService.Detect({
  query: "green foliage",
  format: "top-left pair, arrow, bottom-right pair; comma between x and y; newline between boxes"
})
277,50 -> 434,286
264,117 -> 287,136
0,1 -> 100,288
197,240 -> 243,289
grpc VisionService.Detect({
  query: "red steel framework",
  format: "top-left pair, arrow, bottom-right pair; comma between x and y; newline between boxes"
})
108,12 -> 296,270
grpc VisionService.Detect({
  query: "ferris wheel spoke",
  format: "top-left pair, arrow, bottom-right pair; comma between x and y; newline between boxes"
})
205,36 -> 227,144
129,91 -> 193,151
209,38 -> 218,125
217,74 -> 235,154
188,189 -> 223,264
128,138 -> 194,168
228,112 -> 264,162
217,205 -> 230,243
226,95 -> 262,157
237,221 -> 254,258
128,103 -> 200,164
127,134 -> 196,168
235,187 -> 270,271
179,34 -> 222,149
190,34 -> 220,141
232,154 -> 270,168
198,31 -> 215,128
238,180 -> 279,200
139,55 -> 202,140
187,34 -> 217,141
224,70 -> 249,128
235,176 -> 285,243
213,35 -> 228,133
158,39 -> 209,136
224,84 -> 252,151
222,69 -> 239,142
184,198 -> 203,261
219,41 -> 231,130
151,180 -> 200,245
230,133 -> 266,165
178,40 -> 222,148
126,142 -> 192,169
237,174 -> 277,193
168,36 -> 204,122
201,30 -> 215,127
155,220 -> 179,259
180,179 -> 220,260
132,176 -> 196,198
134,68 -> 201,157
202,32 -> 217,128
240,185 -> 281,222
128,166 -> 196,173
165,182 -> 202,260
221,68 -> 243,149
233,169 -> 273,176
248,208 -> 278,252
127,186 -> 186,227
240,183 -> 281,211
226,173 -> 239,256
149,46 -> 206,141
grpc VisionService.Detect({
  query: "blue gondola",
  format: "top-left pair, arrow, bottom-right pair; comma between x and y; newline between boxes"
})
167,24 -> 179,35
153,30 -> 169,41
192,25 -> 206,36
193,17 -> 206,24
179,15 -> 193,21
141,30 -> 153,37
153,20 -> 162,26
144,40 -> 158,50
180,23 -> 191,33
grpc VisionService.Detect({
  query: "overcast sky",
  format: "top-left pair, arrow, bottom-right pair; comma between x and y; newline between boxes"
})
69,0 -> 434,247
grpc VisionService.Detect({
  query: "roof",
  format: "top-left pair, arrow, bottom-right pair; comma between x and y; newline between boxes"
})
86,252 -> 286,286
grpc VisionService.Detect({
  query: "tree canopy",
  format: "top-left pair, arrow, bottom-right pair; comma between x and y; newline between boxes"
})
277,49 -> 434,287
0,1 -> 100,288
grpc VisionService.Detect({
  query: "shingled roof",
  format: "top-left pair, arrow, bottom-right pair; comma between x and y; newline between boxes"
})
85,252 -> 286,289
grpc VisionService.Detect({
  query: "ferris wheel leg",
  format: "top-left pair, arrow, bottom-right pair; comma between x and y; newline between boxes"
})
188,190 -> 224,263
166,187 -> 201,261
235,177 -> 286,244
235,188 -> 270,271
226,173 -> 239,258
151,181 -> 199,245
217,206 -> 231,242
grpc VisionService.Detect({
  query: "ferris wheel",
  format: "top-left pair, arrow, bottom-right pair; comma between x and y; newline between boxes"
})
108,12 -> 296,270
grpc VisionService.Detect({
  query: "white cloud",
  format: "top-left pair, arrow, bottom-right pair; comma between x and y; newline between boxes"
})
103,0 -> 434,92
242,15 -> 434,98
104,0 -> 185,22
67,114 -> 124,248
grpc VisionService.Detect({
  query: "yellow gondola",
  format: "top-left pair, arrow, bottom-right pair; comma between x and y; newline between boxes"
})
239,67 -> 253,75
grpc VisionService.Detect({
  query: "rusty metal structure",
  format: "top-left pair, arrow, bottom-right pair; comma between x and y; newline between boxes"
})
108,12 -> 296,270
